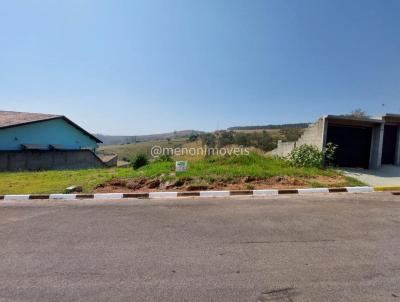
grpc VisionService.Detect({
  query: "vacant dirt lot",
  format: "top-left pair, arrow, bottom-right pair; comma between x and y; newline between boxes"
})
0,193 -> 399,301
94,174 -> 350,193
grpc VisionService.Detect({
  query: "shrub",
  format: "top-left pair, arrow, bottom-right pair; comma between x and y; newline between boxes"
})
132,154 -> 149,170
216,130 -> 235,147
324,142 -> 338,166
254,131 -> 275,151
156,154 -> 173,162
288,144 -> 324,168
187,133 -> 199,142
288,143 -> 338,168
200,133 -> 217,147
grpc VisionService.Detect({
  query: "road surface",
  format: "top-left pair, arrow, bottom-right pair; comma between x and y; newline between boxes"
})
0,193 -> 399,301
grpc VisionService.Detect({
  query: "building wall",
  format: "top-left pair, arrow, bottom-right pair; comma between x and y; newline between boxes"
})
0,118 -> 98,151
369,124 -> 384,169
0,150 -> 106,171
268,141 -> 296,157
295,118 -> 325,150
268,118 -> 325,157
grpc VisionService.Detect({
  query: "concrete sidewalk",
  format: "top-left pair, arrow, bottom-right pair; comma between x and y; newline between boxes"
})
342,165 -> 400,186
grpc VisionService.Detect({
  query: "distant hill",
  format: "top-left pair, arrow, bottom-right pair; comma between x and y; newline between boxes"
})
228,123 -> 310,131
95,130 -> 204,145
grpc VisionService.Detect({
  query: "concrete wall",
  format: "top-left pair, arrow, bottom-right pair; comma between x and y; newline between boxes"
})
0,118 -> 98,151
369,124 -> 384,169
0,150 -> 106,171
295,118 -> 325,150
269,141 -> 296,157
269,118 -> 325,157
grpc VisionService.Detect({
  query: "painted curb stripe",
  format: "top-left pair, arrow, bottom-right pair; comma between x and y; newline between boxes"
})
346,186 -> 374,193
178,192 -> 200,197
0,186 -> 382,200
298,188 -> 330,194
76,194 -> 94,199
94,193 -> 124,199
149,192 -> 178,199
253,190 -> 279,196
374,186 -> 400,192
328,188 -> 348,193
29,195 -> 50,200
278,189 -> 298,194
123,193 -> 149,199
4,195 -> 30,200
200,191 -> 230,197
230,190 -> 253,196
50,194 -> 77,200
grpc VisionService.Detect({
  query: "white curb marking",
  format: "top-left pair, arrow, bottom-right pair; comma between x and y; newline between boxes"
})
94,193 -> 124,199
49,194 -> 77,200
149,192 -> 178,199
298,188 -> 330,194
253,190 -> 279,196
200,191 -> 230,197
346,186 -> 374,193
4,195 -> 30,200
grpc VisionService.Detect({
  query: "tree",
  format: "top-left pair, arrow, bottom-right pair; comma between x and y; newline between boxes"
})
280,128 -> 304,142
216,131 -> 235,147
200,133 -> 217,147
187,133 -> 199,142
132,154 -> 148,170
345,108 -> 369,118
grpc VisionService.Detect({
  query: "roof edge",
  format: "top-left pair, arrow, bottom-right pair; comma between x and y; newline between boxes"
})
324,115 -> 383,124
0,115 -> 102,144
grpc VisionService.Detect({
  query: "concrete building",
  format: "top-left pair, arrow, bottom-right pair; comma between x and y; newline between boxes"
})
270,113 -> 400,169
0,111 -> 115,171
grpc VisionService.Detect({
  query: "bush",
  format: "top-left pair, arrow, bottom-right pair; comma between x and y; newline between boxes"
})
187,133 -> 199,142
132,154 -> 149,170
288,144 -> 324,168
200,133 -> 217,147
156,154 -> 173,162
324,142 -> 338,166
288,143 -> 338,168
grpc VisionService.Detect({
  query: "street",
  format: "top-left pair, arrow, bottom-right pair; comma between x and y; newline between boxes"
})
0,193 -> 399,301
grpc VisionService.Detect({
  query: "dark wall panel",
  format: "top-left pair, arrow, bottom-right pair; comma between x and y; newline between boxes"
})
326,125 -> 372,169
382,125 -> 398,165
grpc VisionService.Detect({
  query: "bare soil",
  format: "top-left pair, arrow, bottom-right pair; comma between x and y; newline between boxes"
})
93,175 -> 347,193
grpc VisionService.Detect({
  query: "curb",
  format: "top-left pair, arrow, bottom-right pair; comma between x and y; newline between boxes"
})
0,186 -> 396,201
373,186 -> 400,192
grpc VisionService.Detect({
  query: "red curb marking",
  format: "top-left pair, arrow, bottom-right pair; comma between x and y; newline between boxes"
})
328,188 -> 348,193
123,193 -> 149,199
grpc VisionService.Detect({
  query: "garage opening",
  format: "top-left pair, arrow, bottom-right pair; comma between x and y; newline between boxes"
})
382,125 -> 398,165
326,124 -> 372,169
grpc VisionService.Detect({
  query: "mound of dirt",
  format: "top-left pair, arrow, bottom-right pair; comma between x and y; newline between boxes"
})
93,174 -> 347,193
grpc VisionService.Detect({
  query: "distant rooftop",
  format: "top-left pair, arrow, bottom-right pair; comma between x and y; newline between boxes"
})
0,111 -> 61,128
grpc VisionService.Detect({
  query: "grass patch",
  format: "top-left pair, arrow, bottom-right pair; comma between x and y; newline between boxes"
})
0,153 -> 363,194
99,139 -> 186,161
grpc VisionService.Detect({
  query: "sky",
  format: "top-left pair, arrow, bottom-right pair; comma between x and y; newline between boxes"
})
0,0 -> 399,135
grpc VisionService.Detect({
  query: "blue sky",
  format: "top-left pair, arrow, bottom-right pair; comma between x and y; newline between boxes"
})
1,0 -> 399,135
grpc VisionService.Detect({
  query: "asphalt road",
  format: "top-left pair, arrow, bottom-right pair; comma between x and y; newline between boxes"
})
0,193 -> 399,302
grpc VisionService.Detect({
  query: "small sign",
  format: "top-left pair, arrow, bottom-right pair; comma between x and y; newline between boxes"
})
175,161 -> 188,172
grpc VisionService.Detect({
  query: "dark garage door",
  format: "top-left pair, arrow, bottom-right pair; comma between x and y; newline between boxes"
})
326,125 -> 372,169
382,125 -> 398,165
